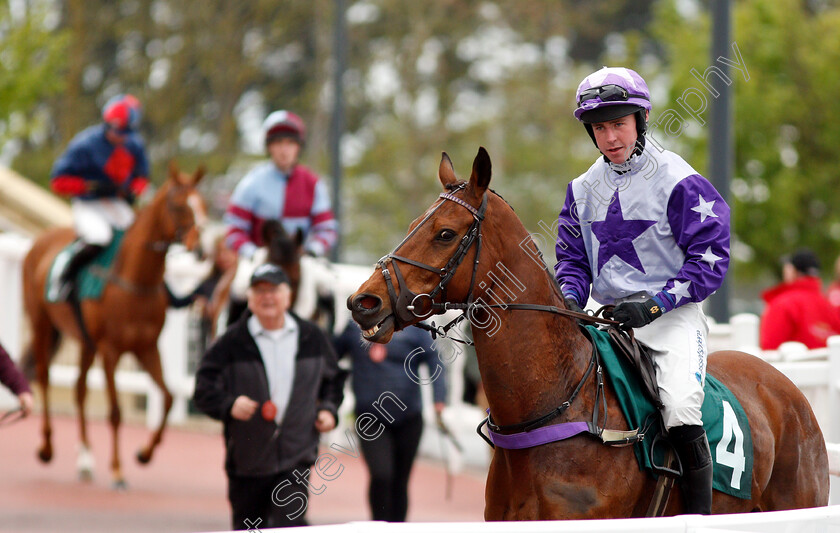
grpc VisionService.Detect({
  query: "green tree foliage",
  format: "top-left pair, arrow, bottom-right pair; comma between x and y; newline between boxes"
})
0,0 -> 67,162
337,1 -> 660,262
651,0 -> 840,280
11,0 -> 836,282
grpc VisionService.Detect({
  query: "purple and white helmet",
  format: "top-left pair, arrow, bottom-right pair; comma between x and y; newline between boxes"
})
574,67 -> 651,124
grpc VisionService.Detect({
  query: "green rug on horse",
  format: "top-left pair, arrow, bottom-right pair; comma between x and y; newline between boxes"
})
46,230 -> 125,303
584,325 -> 753,500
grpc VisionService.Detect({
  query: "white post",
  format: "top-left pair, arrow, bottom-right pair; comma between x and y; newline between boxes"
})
0,233 -> 31,359
828,336 -> 840,443
730,313 -> 760,354
150,308 -> 190,428
828,336 -> 840,505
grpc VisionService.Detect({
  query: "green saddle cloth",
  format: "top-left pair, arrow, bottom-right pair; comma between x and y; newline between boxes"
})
585,325 -> 753,500
46,230 -> 125,303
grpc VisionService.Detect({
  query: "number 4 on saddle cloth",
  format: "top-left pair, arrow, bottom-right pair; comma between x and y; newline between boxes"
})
46,231 -> 125,303
585,325 -> 754,500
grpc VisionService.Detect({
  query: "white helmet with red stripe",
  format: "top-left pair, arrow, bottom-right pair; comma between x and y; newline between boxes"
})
262,110 -> 306,146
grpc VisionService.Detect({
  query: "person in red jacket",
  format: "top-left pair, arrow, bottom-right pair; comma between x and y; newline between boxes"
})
827,255 -> 840,310
760,249 -> 840,350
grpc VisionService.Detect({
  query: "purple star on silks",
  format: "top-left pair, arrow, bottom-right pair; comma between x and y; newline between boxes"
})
591,190 -> 656,274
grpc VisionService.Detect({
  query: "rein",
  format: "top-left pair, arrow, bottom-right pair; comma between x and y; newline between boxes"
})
377,184 -> 643,451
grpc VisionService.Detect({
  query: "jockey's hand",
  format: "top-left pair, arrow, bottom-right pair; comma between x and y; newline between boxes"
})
612,300 -> 663,329
563,298 -> 583,314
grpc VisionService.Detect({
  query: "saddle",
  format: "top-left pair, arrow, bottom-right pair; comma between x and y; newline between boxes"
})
603,325 -> 664,410
46,231 -> 125,303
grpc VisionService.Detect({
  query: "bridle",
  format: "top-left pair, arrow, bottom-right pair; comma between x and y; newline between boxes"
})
147,183 -> 200,253
377,183 -> 487,330
376,182 -> 616,336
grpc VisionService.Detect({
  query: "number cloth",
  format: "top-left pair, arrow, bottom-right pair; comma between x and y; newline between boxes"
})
586,325 -> 753,499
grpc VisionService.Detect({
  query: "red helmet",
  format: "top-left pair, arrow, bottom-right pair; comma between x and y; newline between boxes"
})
102,94 -> 142,132
262,110 -> 306,145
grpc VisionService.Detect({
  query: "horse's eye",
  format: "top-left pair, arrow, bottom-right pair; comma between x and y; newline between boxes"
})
437,229 -> 457,241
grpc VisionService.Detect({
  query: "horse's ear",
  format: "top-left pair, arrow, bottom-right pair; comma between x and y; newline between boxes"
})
261,219 -> 278,242
439,152 -> 457,188
467,146 -> 491,199
168,160 -> 179,182
295,228 -> 305,248
193,165 -> 206,186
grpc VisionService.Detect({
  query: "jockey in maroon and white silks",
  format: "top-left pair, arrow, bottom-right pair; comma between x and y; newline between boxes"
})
224,162 -> 337,259
554,67 -> 731,515
224,110 -> 337,260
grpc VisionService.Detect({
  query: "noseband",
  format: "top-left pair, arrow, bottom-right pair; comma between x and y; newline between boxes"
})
377,184 -> 487,330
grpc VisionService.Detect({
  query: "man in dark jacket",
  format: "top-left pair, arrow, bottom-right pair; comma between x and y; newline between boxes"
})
193,263 -> 344,530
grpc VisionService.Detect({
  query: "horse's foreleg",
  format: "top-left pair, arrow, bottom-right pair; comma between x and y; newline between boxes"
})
134,347 -> 172,465
75,346 -> 96,481
31,318 -> 55,464
101,350 -> 125,490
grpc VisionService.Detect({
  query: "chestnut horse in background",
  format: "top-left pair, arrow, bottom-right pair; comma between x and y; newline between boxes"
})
348,147 -> 828,519
22,162 -> 206,488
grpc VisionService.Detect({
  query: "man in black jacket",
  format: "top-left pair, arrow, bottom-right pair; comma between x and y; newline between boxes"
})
193,263 -> 344,530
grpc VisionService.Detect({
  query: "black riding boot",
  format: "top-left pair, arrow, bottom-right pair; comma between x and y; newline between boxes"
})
670,424 -> 713,515
59,243 -> 105,298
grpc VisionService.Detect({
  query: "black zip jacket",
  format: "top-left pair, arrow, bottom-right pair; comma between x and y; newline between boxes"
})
193,311 -> 345,476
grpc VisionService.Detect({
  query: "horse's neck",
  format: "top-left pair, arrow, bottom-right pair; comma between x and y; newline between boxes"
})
471,229 -> 592,426
113,202 -> 167,286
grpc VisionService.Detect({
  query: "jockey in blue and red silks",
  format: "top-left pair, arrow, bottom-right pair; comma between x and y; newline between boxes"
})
224,110 -> 337,262
50,94 -> 150,299
554,67 -> 731,515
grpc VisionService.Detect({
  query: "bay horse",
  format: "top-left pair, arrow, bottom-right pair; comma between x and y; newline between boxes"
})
348,147 -> 829,519
22,162 -> 206,488
214,220 -> 338,332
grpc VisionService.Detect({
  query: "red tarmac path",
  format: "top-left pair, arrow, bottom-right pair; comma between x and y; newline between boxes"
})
0,414 -> 486,532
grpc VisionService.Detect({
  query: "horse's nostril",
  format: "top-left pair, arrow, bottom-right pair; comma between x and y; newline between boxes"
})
349,293 -> 381,313
359,295 -> 379,310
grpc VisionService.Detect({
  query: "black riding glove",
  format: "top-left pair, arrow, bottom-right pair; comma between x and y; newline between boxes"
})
563,297 -> 583,314
612,299 -> 663,329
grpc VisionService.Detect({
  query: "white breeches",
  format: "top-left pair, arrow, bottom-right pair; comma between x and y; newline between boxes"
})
632,302 -> 709,429
71,198 -> 135,245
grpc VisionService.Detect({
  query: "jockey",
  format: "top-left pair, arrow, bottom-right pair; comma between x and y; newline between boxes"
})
224,110 -> 338,261
50,94 -> 149,299
554,67 -> 731,514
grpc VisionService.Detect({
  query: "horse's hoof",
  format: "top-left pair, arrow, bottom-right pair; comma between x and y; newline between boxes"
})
112,479 -> 128,491
78,469 -> 94,482
37,448 -> 53,463
136,449 -> 152,465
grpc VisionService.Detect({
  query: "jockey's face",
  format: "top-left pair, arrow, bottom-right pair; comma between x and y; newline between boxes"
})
592,113 -> 638,165
267,137 -> 301,173
247,281 -> 292,329
105,126 -> 128,145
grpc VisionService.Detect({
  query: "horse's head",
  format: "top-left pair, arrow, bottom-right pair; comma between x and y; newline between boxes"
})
262,220 -> 304,267
153,161 -> 207,251
348,147 -> 495,343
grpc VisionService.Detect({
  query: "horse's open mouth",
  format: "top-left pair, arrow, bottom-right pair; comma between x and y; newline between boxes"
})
361,315 -> 395,343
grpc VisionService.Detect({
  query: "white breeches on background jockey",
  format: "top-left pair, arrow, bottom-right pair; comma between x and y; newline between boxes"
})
71,198 -> 135,245
627,299 -> 709,429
